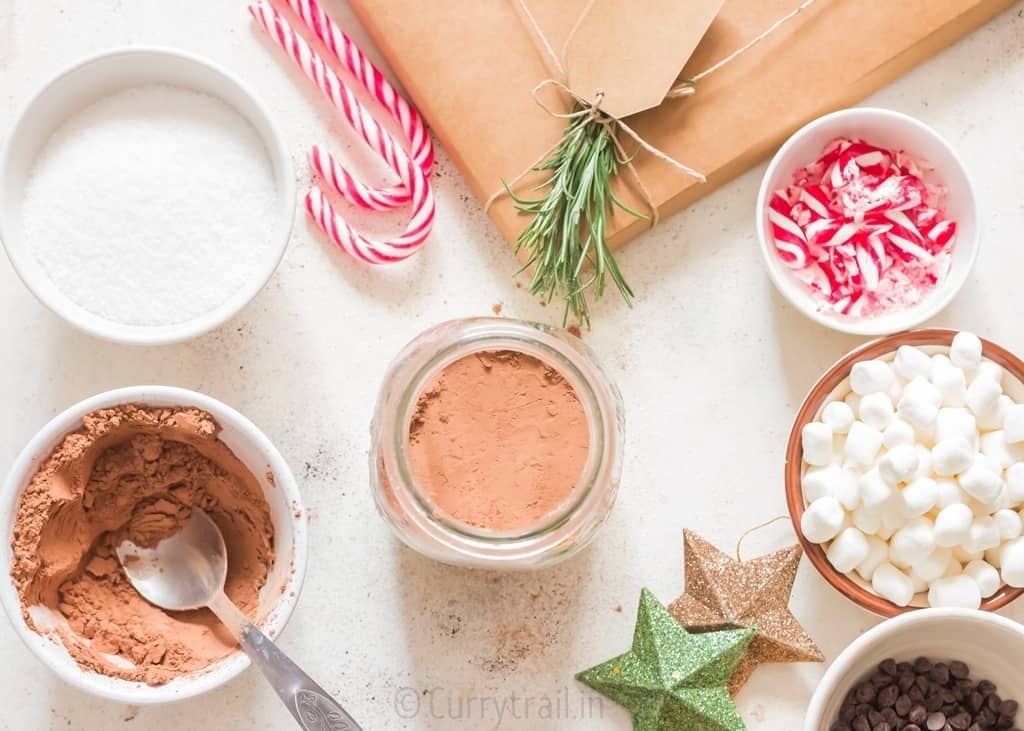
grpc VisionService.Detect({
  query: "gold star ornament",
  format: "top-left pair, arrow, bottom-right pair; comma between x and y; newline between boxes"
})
667,530 -> 823,695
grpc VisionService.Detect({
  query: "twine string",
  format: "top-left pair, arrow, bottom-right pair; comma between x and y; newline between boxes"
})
486,0 -> 820,216
735,515 -> 791,562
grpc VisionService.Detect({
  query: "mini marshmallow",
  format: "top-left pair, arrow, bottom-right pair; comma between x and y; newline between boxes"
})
935,504 -> 974,547
872,562 -> 915,607
859,469 -> 893,510
958,462 -> 1002,505
827,527 -> 871,574
990,486 -> 1013,514
878,444 -> 919,485
802,465 -> 859,510
913,445 -> 933,480
950,331 -> 983,370
894,345 -> 932,381
844,421 -> 883,467
935,408 -> 978,450
934,478 -> 966,510
1004,404 -> 1024,443
1000,537 -> 1024,588
801,496 -> 845,544
852,504 -> 882,535
832,467 -> 861,511
801,466 -> 832,504
976,359 -> 1004,386
994,509 -> 1023,541
851,360 -> 895,396
1006,463 -> 1024,503
889,517 -> 935,567
932,360 -> 968,408
859,392 -> 895,431
844,391 -> 862,415
980,430 -> 1024,469
880,499 -> 907,539
967,377 -> 1001,417
821,400 -> 855,434
901,477 -> 938,518
976,395 -> 1012,432
985,546 -> 1003,569
964,559 -> 1001,598
801,422 -> 834,467
898,377 -> 942,428
932,438 -> 974,476
966,516 -> 1002,554
882,419 -> 916,449
911,547 -> 953,583
856,536 -> 890,582
928,574 -> 982,609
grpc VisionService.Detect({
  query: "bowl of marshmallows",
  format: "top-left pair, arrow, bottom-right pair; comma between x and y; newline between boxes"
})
785,329 -> 1024,616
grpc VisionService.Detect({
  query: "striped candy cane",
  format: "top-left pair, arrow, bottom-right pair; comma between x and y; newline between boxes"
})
283,0 -> 432,182
249,2 -> 434,263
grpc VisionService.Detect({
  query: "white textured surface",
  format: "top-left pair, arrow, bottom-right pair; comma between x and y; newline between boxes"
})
0,2 -> 1022,729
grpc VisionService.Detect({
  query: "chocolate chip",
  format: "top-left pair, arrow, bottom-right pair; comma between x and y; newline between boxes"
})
910,705 -> 928,724
1000,700 -> 1020,717
927,712 -> 947,731
853,717 -> 871,731
948,711 -> 971,730
896,695 -> 913,716
857,684 -> 877,704
950,661 -> 970,680
880,659 -> 899,676
915,658 -> 934,674
930,665 -> 951,685
878,686 -> 899,709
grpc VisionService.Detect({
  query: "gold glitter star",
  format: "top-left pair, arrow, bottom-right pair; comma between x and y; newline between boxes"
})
667,530 -> 823,695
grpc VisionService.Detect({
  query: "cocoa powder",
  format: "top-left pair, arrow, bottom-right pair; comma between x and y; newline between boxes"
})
11,405 -> 274,685
407,350 -> 589,532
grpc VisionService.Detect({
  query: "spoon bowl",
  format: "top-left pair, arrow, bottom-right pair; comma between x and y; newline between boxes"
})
117,510 -> 227,612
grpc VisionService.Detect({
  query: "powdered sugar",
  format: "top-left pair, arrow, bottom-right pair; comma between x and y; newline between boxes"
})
21,85 -> 278,326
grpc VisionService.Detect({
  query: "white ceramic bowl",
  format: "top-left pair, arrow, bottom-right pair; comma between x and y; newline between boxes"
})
0,386 -> 308,704
0,48 -> 295,346
805,609 -> 1024,730
756,107 -> 979,336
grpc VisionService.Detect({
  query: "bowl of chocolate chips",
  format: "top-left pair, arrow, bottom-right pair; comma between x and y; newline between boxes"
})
806,608 -> 1024,731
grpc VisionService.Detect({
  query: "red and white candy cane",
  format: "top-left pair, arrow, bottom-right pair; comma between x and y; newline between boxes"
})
283,0 -> 432,207
249,1 -> 433,263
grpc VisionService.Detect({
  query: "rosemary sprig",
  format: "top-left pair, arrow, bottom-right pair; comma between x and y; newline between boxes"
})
507,108 -> 646,328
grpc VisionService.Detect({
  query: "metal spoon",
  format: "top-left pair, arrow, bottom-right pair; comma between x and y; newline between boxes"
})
116,509 -> 362,731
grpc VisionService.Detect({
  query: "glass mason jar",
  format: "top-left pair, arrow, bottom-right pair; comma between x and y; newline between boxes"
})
369,317 -> 625,569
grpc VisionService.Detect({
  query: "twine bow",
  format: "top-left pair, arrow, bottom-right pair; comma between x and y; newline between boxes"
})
485,0 -> 820,222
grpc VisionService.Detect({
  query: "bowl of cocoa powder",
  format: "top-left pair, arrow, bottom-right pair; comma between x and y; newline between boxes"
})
0,386 -> 307,703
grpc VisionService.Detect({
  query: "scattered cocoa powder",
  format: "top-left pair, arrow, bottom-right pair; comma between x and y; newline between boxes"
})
407,350 -> 589,532
11,405 -> 274,685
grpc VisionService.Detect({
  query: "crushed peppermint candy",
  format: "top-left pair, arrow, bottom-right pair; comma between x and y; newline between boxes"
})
769,137 -> 957,319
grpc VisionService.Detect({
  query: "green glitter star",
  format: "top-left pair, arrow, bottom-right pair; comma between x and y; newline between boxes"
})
576,588 -> 754,731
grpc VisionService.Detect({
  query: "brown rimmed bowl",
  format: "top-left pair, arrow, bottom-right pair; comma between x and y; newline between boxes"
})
785,328 -> 1024,617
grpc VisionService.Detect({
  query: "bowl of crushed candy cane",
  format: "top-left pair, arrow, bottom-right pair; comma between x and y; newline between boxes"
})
756,107 -> 979,336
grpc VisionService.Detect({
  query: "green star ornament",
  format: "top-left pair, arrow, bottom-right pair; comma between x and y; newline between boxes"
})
576,588 -> 754,731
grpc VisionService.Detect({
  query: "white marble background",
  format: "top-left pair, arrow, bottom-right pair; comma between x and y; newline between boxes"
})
0,1 -> 1022,728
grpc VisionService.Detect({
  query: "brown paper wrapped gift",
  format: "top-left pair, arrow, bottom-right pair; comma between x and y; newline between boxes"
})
348,0 -> 1013,252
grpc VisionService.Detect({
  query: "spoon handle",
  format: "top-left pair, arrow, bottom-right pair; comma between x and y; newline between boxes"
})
238,621 -> 365,731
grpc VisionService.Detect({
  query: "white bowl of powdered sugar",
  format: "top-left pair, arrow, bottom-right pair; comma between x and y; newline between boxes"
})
0,47 -> 294,345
